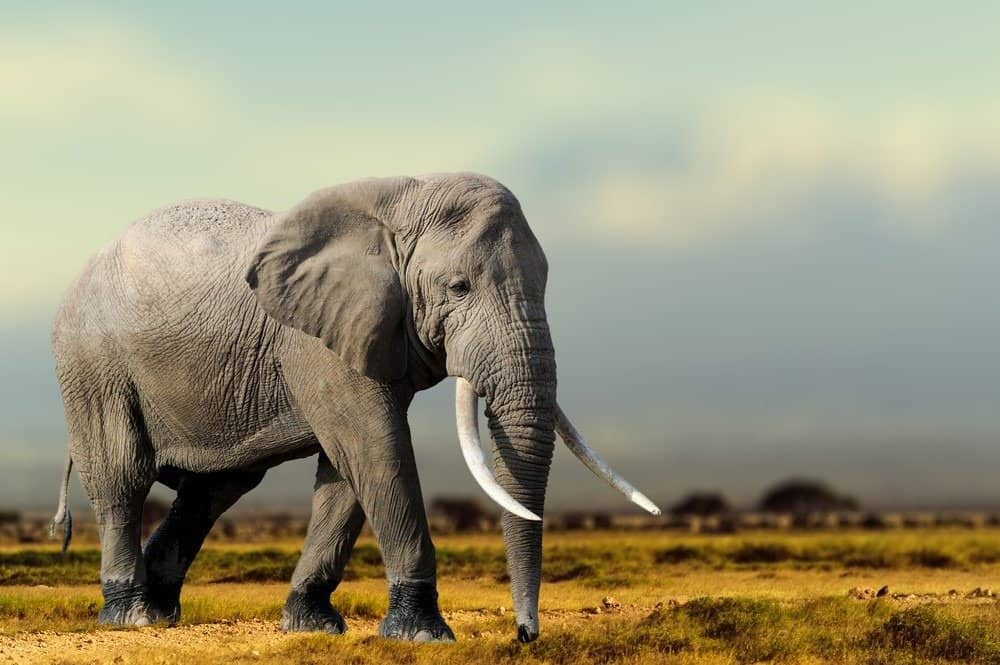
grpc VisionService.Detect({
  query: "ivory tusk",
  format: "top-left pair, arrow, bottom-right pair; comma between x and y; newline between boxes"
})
455,378 -> 542,521
556,404 -> 662,515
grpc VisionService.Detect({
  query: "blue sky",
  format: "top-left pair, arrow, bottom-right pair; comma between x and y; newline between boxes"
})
2,2 -> 999,512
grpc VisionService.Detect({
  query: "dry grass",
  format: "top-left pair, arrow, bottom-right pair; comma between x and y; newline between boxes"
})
2,529 -> 1000,663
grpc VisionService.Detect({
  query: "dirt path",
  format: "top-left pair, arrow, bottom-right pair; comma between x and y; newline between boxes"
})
0,619 -> 298,664
0,610 -> 612,664
2,591 -> 996,663
0,608 -> 635,664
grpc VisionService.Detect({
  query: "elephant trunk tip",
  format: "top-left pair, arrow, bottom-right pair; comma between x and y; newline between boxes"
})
517,623 -> 539,643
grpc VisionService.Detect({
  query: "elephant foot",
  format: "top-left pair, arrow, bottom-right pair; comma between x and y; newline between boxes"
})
98,581 -> 173,627
281,586 -> 346,634
379,581 -> 455,642
145,581 -> 182,624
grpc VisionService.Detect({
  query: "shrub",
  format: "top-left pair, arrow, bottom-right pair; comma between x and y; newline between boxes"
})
907,548 -> 956,568
669,492 -> 731,517
730,542 -> 793,564
654,544 -> 713,565
869,606 -> 1000,662
758,479 -> 858,513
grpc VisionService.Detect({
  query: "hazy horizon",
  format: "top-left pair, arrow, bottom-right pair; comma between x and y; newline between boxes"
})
3,2 -> 999,516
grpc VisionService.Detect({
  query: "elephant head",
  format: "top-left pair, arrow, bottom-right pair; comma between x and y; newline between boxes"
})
246,173 -> 658,641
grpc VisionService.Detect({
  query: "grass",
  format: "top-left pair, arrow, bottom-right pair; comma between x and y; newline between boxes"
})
6,528 -> 1000,587
1,529 -> 999,663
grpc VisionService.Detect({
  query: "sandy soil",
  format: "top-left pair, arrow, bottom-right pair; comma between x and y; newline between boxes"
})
5,596 -> 996,665
0,610 -> 601,664
0,619 -> 296,664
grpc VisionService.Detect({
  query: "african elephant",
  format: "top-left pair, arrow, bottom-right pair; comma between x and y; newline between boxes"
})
49,173 -> 658,642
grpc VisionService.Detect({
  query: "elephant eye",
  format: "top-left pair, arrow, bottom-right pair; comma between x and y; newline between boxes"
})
447,278 -> 471,298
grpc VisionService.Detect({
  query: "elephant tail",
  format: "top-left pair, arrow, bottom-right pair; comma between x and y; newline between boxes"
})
49,454 -> 73,553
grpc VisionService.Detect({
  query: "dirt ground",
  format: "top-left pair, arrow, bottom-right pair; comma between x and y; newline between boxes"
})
0,609 -> 644,664
0,619 -> 290,664
4,530 -> 1000,663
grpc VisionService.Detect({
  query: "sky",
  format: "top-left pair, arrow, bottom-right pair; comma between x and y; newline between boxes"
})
2,2 -> 1000,514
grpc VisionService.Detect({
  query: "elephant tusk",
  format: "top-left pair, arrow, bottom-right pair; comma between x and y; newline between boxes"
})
455,378 -> 542,521
555,404 -> 662,516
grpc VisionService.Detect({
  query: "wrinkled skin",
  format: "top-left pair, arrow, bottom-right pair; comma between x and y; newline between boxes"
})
51,173 -> 555,642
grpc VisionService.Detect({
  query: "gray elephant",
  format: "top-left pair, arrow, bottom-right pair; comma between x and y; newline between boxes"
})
49,173 -> 658,642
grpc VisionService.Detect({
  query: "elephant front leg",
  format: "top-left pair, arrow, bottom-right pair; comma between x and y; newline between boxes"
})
290,377 -> 454,642
359,440 -> 453,642
282,454 -> 366,634
336,433 -> 453,642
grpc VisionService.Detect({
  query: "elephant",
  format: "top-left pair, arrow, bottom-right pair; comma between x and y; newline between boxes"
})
49,173 -> 659,642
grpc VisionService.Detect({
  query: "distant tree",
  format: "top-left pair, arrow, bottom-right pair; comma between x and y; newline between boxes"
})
669,492 -> 731,517
0,511 -> 20,526
591,512 -> 613,529
560,511 -> 613,530
429,496 -> 495,531
758,479 -> 858,514
561,512 -> 589,530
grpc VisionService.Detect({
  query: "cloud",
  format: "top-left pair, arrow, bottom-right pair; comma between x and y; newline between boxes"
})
0,20 -> 227,133
514,100 -> 1000,251
4,16 -> 999,326
0,19 -> 501,316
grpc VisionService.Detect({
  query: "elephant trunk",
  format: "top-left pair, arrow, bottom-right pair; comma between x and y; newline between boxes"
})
485,334 -> 557,643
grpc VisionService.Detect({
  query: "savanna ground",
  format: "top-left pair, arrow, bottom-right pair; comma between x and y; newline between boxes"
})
2,529 -> 1000,664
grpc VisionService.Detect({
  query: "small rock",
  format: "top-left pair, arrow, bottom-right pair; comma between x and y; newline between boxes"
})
583,606 -> 602,615
876,585 -> 889,597
848,587 -> 876,600
495,606 -> 506,615
948,589 -> 959,596
602,596 -> 621,611
968,587 -> 994,598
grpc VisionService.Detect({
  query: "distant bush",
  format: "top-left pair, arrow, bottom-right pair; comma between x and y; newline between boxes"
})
907,548 -> 956,568
429,496 -> 497,531
731,542 -> 794,564
654,545 -> 715,565
0,511 -> 20,526
669,492 -> 731,517
560,512 -> 612,530
758,479 -> 859,514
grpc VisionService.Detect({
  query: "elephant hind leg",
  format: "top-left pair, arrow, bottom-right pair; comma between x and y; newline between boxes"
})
143,469 -> 265,622
67,382 -> 159,626
282,453 -> 366,634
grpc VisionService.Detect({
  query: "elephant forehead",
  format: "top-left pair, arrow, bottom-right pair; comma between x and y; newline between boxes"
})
412,174 -> 519,219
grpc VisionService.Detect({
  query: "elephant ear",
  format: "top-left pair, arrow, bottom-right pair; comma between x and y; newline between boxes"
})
246,186 -> 407,381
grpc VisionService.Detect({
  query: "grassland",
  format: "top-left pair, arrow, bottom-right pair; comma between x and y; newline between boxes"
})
2,529 -> 999,663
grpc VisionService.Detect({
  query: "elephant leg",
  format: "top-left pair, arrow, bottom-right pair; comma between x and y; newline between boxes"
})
281,453 -> 366,634
286,370 -> 453,642
341,432 -> 452,643
142,470 -> 265,622
70,387 -> 159,626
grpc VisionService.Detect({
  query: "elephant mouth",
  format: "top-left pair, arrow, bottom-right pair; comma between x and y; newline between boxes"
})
452,377 -> 660,518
